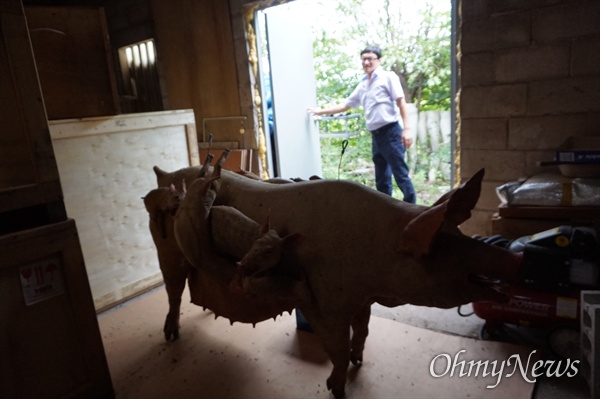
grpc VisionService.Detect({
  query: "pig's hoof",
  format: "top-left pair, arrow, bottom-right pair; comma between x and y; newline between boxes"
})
350,350 -> 363,365
163,327 -> 180,341
163,317 -> 180,341
165,329 -> 179,341
326,377 -> 345,398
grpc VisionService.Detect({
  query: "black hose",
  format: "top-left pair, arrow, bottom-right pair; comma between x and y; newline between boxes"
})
457,304 -> 474,317
337,139 -> 349,180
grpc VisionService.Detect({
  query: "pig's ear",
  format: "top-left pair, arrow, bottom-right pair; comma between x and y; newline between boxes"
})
443,168 -> 484,226
398,202 -> 447,258
283,233 -> 305,253
154,165 -> 168,178
399,169 -> 484,258
153,166 -> 169,187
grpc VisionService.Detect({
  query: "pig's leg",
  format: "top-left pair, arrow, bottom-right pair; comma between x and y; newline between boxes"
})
324,327 -> 351,398
301,309 -> 351,398
349,304 -> 370,365
161,258 -> 189,341
153,231 -> 190,341
147,205 -> 189,341
212,149 -> 231,178
199,153 -> 214,176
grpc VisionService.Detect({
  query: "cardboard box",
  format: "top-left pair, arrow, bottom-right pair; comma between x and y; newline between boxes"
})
555,136 -> 600,178
556,136 -> 600,163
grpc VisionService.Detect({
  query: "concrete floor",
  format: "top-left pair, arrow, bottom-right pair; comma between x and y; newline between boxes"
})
370,303 -> 592,399
100,288 -> 540,399
100,284 -> 592,398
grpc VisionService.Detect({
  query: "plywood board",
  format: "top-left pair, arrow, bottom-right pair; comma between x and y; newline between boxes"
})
49,110 -> 199,310
99,286 -> 537,399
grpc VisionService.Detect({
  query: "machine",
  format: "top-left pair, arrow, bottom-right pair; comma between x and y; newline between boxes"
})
470,226 -> 600,358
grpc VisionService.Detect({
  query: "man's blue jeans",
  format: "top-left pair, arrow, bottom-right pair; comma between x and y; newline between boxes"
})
371,122 -> 416,203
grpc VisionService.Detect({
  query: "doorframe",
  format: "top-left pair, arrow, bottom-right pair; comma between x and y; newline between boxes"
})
450,0 -> 458,187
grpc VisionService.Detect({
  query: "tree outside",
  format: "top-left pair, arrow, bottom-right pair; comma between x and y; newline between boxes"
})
308,0 -> 452,205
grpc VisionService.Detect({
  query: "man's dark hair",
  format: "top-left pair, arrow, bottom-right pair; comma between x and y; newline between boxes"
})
361,45 -> 382,59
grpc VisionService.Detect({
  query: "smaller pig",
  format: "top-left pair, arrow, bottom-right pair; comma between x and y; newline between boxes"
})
230,219 -> 305,299
236,218 -> 305,277
142,182 -> 188,340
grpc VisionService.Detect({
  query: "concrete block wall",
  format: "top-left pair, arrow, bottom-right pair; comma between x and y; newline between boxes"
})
581,291 -> 600,399
457,0 -> 600,236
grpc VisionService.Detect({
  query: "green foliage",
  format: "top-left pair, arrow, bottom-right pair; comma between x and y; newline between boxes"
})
311,0 -> 451,111
320,132 -> 451,205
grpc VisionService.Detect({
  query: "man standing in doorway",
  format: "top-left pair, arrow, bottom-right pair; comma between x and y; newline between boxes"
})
309,45 -> 416,203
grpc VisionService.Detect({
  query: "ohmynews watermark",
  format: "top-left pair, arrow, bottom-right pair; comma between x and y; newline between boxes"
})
429,349 -> 580,388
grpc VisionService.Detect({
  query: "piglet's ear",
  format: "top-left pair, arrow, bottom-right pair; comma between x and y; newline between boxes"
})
398,202 -> 447,258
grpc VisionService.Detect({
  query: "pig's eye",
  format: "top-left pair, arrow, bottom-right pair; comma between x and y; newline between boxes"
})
261,249 -> 273,258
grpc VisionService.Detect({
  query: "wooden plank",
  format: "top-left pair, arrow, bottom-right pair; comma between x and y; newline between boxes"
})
0,182 -> 63,213
0,182 -> 66,236
49,109 -> 196,140
498,204 -> 600,220
492,215 -> 600,239
185,123 -> 200,166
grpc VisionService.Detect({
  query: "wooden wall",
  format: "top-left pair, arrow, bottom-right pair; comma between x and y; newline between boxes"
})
151,0 -> 249,149
25,5 -> 119,119
24,0 -> 258,152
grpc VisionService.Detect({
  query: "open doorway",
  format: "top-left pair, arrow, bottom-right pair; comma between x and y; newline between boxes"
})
255,0 -> 454,203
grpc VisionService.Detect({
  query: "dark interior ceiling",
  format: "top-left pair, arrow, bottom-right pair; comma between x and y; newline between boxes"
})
23,0 -> 105,5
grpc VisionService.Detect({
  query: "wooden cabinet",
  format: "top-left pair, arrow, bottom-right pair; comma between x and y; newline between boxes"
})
0,0 -> 66,234
0,2 -> 114,397
0,220 -> 114,398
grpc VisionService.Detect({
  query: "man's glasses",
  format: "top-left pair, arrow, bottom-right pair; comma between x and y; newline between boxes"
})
361,56 -> 379,63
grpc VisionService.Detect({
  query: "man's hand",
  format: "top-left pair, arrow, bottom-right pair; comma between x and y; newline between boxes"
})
307,107 -> 321,117
402,127 -> 413,149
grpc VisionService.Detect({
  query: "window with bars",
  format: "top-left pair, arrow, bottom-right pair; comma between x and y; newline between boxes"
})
117,39 -> 163,113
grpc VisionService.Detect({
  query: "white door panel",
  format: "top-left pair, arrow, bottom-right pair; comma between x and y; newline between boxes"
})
265,2 -> 322,179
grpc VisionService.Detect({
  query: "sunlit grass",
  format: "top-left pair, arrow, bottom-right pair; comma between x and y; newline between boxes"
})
319,132 -> 451,206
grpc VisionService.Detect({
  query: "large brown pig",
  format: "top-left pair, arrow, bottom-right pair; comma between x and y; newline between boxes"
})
149,165 -> 522,398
